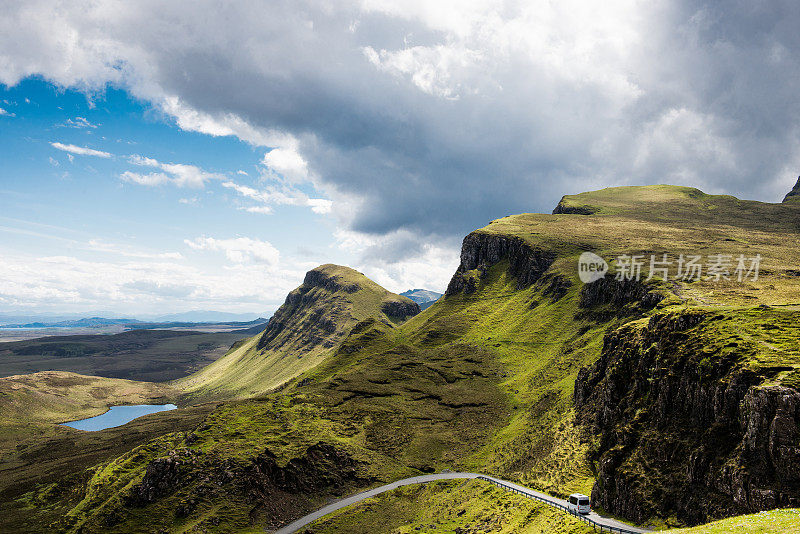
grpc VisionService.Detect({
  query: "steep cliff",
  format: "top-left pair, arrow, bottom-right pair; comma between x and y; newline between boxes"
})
575,309 -> 800,525
445,232 -> 555,294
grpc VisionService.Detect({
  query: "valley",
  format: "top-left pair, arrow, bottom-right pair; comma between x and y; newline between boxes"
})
1,185 -> 799,533
0,327 -> 263,382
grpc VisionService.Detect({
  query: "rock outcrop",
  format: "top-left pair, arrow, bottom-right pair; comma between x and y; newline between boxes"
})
552,196 -> 598,214
575,311 -> 800,525
380,299 -> 421,321
446,232 -> 555,295
124,442 -> 368,529
783,176 -> 800,202
256,265 -> 418,352
578,276 -> 664,312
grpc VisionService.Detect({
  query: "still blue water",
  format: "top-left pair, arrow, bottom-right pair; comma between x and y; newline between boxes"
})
62,404 -> 177,431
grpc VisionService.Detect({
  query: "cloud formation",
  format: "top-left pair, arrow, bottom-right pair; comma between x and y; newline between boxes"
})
184,236 -> 281,265
50,142 -> 111,158
125,155 -> 224,188
222,180 -> 332,214
61,116 -> 97,128
4,0 -> 800,290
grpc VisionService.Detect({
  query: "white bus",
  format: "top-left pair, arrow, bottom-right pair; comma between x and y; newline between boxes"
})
567,493 -> 591,515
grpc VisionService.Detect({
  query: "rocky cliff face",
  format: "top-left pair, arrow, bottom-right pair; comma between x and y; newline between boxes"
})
445,232 -> 555,295
121,443 -> 368,531
257,269 -> 354,351
552,197 -> 598,214
783,176 -> 800,203
257,266 -> 418,353
574,311 -> 800,525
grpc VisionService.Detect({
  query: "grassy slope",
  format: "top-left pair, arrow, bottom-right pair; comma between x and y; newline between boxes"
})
668,509 -> 800,533
308,479 -> 592,534
8,185 -> 800,533
0,371 -> 176,424
175,264 -> 418,399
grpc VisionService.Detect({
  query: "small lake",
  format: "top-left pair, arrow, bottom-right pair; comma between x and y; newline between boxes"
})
62,404 -> 178,431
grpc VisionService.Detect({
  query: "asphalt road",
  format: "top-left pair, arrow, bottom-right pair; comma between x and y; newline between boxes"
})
270,472 -> 650,534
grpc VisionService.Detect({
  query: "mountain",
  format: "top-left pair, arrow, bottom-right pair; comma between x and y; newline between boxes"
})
400,288 -> 443,310
0,317 -> 142,328
783,175 -> 800,202
175,264 -> 420,399
149,311 -> 265,323
3,185 -> 800,534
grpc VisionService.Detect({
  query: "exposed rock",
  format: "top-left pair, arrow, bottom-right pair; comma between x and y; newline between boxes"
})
256,271 -> 352,352
782,176 -> 800,203
302,268 -> 361,294
380,299 -> 421,321
578,275 -> 663,310
536,272 -> 572,302
125,442 -> 369,531
246,443 -> 364,495
445,232 -> 555,295
127,448 -> 200,506
552,196 -> 598,214
575,311 -> 800,525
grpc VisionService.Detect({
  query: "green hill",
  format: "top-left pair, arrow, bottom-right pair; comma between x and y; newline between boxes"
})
174,264 -> 420,399
4,185 -> 800,533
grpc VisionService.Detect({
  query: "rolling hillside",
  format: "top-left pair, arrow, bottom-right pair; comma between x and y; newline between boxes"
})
3,185 -> 800,533
175,264 -> 420,399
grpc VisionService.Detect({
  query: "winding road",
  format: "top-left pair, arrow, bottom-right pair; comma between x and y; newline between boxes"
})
271,472 -> 650,534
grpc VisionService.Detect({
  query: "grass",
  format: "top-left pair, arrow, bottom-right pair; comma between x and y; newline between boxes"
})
667,509 -> 800,533
175,264 -> 419,399
4,185 -> 800,532
308,478 -> 593,534
0,371 -> 177,424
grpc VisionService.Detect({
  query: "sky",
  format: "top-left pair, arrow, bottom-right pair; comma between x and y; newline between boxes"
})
1,0 -> 800,317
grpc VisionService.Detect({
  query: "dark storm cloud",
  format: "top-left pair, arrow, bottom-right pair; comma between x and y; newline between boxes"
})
2,0 -> 800,251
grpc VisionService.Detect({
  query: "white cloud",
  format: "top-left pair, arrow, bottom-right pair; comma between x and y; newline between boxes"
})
0,248 -> 301,315
363,44 -> 483,99
120,171 -> 171,186
160,95 -> 293,148
222,179 -> 332,214
50,141 -> 111,158
61,116 -> 97,128
85,238 -> 183,259
48,156 -> 59,166
0,107 -> 14,117
334,228 -> 459,294
239,206 -> 273,214
262,146 -> 309,183
5,0 -> 800,295
184,236 -> 280,265
125,154 -> 223,188
307,198 -> 333,214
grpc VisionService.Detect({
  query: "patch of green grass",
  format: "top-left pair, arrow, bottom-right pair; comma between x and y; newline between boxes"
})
308,479 -> 593,534
666,508 -> 800,533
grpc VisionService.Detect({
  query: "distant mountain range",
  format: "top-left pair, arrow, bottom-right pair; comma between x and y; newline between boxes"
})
0,315 -> 269,329
0,317 -> 142,329
147,311 -> 265,323
400,289 -> 443,310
